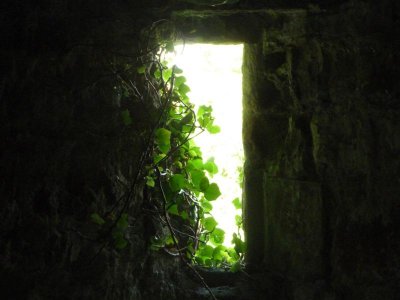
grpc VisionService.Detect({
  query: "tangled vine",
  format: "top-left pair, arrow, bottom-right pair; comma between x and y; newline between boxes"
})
89,33 -> 245,277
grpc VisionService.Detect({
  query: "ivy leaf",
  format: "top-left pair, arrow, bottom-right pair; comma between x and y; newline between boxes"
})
230,260 -> 241,273
162,68 -> 173,82
167,204 -> 180,216
206,124 -> 220,134
204,158 -> 218,175
204,183 -> 221,201
213,245 -> 227,261
169,174 -> 186,192
174,75 -> 186,87
203,217 -> 218,231
232,197 -> 241,209
210,228 -> 225,244
200,199 -> 213,213
199,244 -> 214,258
187,158 -> 203,171
235,215 -> 243,227
155,128 -> 171,154
121,109 -> 132,126
199,176 -> 210,192
165,41 -> 174,52
90,213 -> 105,225
189,169 -> 205,190
153,153 -> 166,164
179,83 -> 190,96
146,176 -> 155,187
117,213 -> 129,230
174,66 -> 183,74
115,237 -> 128,250
232,233 -> 246,255
137,65 -> 146,74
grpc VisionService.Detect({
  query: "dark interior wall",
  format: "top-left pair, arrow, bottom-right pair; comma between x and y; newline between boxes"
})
1,0 -> 400,299
0,1 -> 197,299
242,1 -> 400,299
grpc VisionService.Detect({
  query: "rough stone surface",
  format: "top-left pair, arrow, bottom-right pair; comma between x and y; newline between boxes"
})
243,1 -> 400,299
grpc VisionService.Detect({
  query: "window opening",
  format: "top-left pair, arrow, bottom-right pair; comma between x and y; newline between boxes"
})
167,44 -> 244,247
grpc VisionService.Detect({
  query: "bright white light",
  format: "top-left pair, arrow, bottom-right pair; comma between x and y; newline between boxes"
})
168,44 -> 243,246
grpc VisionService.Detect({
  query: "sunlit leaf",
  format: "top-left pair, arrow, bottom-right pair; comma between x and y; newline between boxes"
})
146,176 -> 155,187
155,128 -> 171,154
199,244 -> 214,258
200,199 -> 213,213
204,183 -> 221,201
235,215 -> 242,227
169,174 -> 186,192
199,176 -> 210,192
232,197 -> 241,209
210,228 -> 225,244
179,83 -> 190,95
230,260 -> 241,273
203,217 -> 217,231
204,158 -> 218,175
207,124 -> 220,134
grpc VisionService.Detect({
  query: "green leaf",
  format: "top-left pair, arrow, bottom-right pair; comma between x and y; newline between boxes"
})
199,176 -> 210,192
121,109 -> 132,126
137,65 -> 146,74
178,83 -> 190,95
203,217 -> 217,231
204,158 -> 218,175
155,128 -> 171,154
162,68 -> 173,82
169,174 -> 186,192
204,183 -> 221,201
200,199 -> 213,213
232,233 -> 246,255
207,124 -> 220,134
154,69 -> 161,79
117,213 -> 129,230
174,76 -> 186,87
167,204 -> 180,216
90,213 -> 105,225
115,237 -> 128,250
180,112 -> 193,126
174,66 -> 183,74
187,158 -> 203,171
165,41 -> 174,52
153,153 -> 166,164
232,197 -> 241,209
210,228 -> 225,244
212,245 -> 227,261
189,169 -> 206,190
230,260 -> 241,273
235,215 -> 242,227
146,176 -> 155,187
199,244 -> 214,258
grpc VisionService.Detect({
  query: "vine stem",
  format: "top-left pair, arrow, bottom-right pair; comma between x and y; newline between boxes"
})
156,168 -> 217,300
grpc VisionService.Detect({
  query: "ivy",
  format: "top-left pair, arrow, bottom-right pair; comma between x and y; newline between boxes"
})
138,43 -> 246,271
89,40 -> 245,274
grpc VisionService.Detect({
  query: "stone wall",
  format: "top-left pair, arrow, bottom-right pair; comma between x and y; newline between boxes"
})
1,0 -> 399,299
243,1 -> 400,299
0,1 -> 199,299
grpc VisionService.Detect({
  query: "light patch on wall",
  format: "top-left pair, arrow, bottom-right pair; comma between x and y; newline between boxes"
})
168,44 -> 244,246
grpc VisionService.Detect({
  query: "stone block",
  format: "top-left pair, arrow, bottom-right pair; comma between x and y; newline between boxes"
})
263,175 -> 324,280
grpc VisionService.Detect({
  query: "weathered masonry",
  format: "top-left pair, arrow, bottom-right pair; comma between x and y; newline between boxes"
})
1,1 -> 399,299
